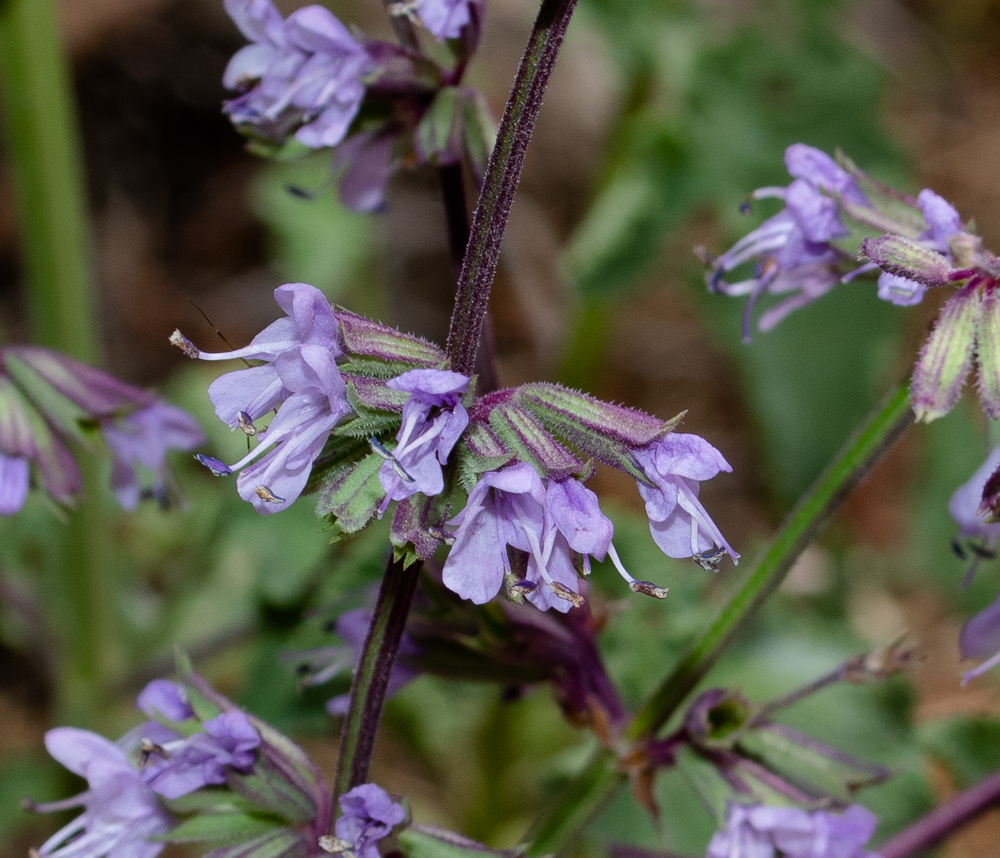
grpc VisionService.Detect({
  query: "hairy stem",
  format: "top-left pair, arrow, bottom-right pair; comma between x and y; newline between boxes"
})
878,769 -> 1000,858
525,379 -> 915,854
333,556 -> 422,802
445,0 -> 579,374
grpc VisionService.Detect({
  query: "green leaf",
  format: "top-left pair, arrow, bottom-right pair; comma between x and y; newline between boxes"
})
205,828 -> 309,858
399,827 -> 519,858
736,724 -> 889,803
416,87 -> 462,167
153,811 -> 286,844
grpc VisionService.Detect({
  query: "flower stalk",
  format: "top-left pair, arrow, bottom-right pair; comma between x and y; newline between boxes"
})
445,0 -> 580,375
877,769 -> 1000,858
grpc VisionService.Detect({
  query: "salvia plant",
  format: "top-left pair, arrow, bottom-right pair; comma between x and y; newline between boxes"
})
4,0 -> 1000,857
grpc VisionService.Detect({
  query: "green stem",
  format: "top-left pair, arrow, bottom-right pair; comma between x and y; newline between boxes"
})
0,0 -> 110,726
525,378 -> 915,854
0,0 -> 100,361
333,556 -> 423,802
629,379 -> 913,738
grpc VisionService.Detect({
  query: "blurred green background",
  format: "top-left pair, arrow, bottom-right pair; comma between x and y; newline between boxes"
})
3,0 -> 1000,855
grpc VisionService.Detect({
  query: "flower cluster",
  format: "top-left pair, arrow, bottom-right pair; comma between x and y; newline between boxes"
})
705,143 -> 1000,424
32,677 -> 262,858
222,0 -> 492,211
31,666 -> 363,858
177,282 -> 737,612
706,803 -> 879,858
0,345 -> 202,514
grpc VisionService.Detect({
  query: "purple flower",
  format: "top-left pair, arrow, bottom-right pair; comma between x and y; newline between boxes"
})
333,783 -> 406,858
133,679 -> 261,799
377,369 -> 469,514
415,0 -> 480,40
136,679 -> 196,722
139,711 -> 261,799
631,433 -> 738,566
706,802 -> 879,858
223,0 -> 373,149
207,343 -> 352,513
442,464 -> 627,612
0,452 -> 30,514
950,444 -> 1000,542
173,282 -> 342,430
706,144 -> 868,340
101,401 -> 204,510
33,727 -> 171,858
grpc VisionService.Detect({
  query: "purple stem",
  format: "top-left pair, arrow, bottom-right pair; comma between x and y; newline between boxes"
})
878,769 -> 1000,858
332,555 -> 422,801
445,0 -> 579,375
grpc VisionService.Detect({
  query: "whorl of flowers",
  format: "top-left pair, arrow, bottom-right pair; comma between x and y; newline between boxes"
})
175,282 -> 737,612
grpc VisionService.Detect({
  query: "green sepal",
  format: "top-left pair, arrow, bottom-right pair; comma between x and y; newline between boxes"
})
151,811 -> 286,845
204,828 -> 309,858
977,288 -> 1000,419
1,352 -> 99,444
225,755 -> 318,824
416,86 -> 462,168
177,657 -> 329,827
912,285 -> 980,422
338,311 -> 445,366
340,357 -> 433,380
674,745 -> 743,826
314,450 -> 385,532
461,88 -> 496,182
736,724 -> 890,803
488,403 -> 580,478
304,434 -> 372,496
